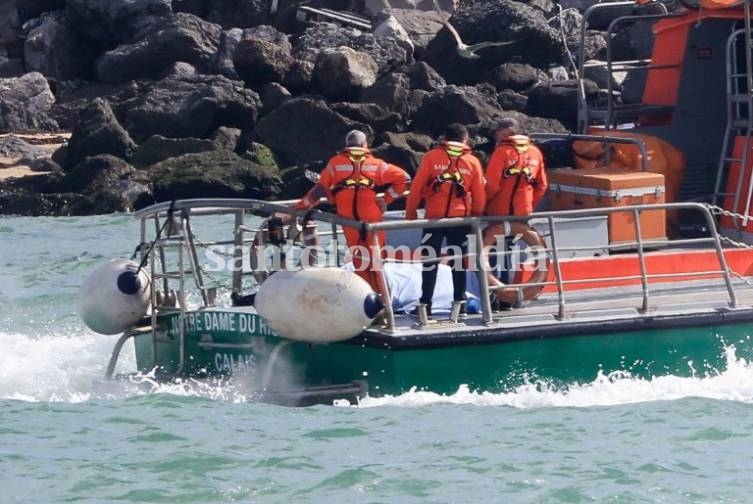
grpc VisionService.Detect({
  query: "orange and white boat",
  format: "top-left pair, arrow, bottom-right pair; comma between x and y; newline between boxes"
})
84,0 -> 753,405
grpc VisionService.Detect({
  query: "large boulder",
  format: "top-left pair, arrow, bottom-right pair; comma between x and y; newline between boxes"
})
401,61 -> 446,92
215,25 -> 291,79
50,80 -> 142,129
61,153 -> 135,191
0,56 -> 25,78
17,0 -> 67,18
95,13 -> 222,84
258,82 -> 291,112
390,8 -> 447,57
371,131 -> 433,175
0,0 -> 22,58
330,102 -> 403,135
66,0 -> 172,45
255,96 -> 372,165
294,23 -> 410,76
359,72 -> 411,115
63,98 -> 136,170
410,84 -> 504,136
489,63 -> 545,93
423,0 -> 563,85
314,47 -> 379,101
63,155 -> 151,214
131,135 -> 217,168
233,36 -> 294,87
146,150 -> 282,202
206,0 -> 269,29
119,74 -> 262,141
0,72 -> 58,132
527,79 -> 599,131
0,135 -> 48,159
24,11 -> 96,82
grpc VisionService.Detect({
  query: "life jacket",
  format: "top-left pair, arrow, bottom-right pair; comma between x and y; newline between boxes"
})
502,136 -> 538,184
421,141 -> 476,218
328,147 -> 381,221
488,135 -> 543,216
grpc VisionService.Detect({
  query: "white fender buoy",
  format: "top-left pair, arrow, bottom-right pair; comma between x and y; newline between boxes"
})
255,268 -> 382,343
78,259 -> 151,335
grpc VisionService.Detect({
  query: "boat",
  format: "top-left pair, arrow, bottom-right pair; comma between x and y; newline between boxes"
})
81,0 -> 753,405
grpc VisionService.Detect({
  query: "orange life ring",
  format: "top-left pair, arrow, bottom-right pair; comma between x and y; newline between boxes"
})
482,221 -> 550,305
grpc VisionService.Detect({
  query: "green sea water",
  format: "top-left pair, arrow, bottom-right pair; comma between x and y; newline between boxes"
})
2,215 -> 753,503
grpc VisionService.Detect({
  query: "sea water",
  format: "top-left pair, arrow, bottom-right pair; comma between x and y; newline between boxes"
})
2,215 -> 753,503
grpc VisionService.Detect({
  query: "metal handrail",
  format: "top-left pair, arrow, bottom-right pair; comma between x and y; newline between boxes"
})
576,1 -> 671,131
135,199 -> 739,334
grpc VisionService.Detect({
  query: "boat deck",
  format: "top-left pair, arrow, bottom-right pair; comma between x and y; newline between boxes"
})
354,276 -> 753,348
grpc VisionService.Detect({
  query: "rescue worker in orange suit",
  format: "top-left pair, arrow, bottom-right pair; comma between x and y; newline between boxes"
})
297,130 -> 411,290
405,123 -> 486,317
484,117 -> 548,309
485,117 -> 547,217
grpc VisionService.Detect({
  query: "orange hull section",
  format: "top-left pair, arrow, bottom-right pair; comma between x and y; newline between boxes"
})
528,248 -> 753,293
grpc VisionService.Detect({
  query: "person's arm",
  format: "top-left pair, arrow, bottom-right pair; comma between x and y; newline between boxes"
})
532,149 -> 548,208
485,147 -> 505,204
380,162 -> 411,205
469,159 -> 487,216
296,164 -> 333,209
405,155 -> 432,220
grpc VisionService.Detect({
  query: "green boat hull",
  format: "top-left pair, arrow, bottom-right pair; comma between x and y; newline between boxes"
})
132,310 -> 753,398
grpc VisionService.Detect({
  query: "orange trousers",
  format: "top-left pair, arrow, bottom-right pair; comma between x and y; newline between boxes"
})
342,226 -> 386,292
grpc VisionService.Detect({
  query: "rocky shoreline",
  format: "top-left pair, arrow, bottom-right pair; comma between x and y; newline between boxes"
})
0,0 -> 667,216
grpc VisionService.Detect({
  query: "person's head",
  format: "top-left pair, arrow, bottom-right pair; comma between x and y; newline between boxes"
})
494,117 -> 519,143
345,129 -> 368,149
443,123 -> 469,144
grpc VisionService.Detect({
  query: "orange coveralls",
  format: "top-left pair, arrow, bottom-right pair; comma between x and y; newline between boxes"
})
405,142 -> 486,304
486,136 -> 547,216
298,148 -> 410,288
405,143 -> 486,220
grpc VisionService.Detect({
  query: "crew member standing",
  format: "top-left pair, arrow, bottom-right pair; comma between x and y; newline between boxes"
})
485,117 -> 547,217
297,130 -> 410,289
484,117 -> 548,309
405,123 -> 486,317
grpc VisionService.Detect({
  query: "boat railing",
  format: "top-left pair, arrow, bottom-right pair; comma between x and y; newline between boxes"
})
576,0 -> 675,132
360,201 -> 738,328
134,199 -> 740,336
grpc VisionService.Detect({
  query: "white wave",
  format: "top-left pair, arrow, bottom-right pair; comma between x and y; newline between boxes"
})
4,330 -> 753,408
356,347 -> 753,408
0,330 -> 135,403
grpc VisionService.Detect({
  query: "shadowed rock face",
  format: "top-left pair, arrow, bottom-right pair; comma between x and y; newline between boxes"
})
0,72 -> 58,132
95,13 -> 222,84
0,0 -> 625,215
63,98 -> 136,170
424,0 -> 563,85
145,150 -> 282,203
119,74 -> 261,142
24,11 -> 96,83
255,96 -> 372,165
66,0 -> 173,46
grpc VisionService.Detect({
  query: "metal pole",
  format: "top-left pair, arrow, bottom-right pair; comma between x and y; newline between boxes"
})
547,216 -> 566,319
233,210 -> 244,293
702,206 -> 739,307
474,219 -> 494,325
632,208 -> 650,312
178,215 -> 186,375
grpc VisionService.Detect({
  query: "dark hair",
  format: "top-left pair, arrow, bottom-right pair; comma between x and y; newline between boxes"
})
444,123 -> 468,143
